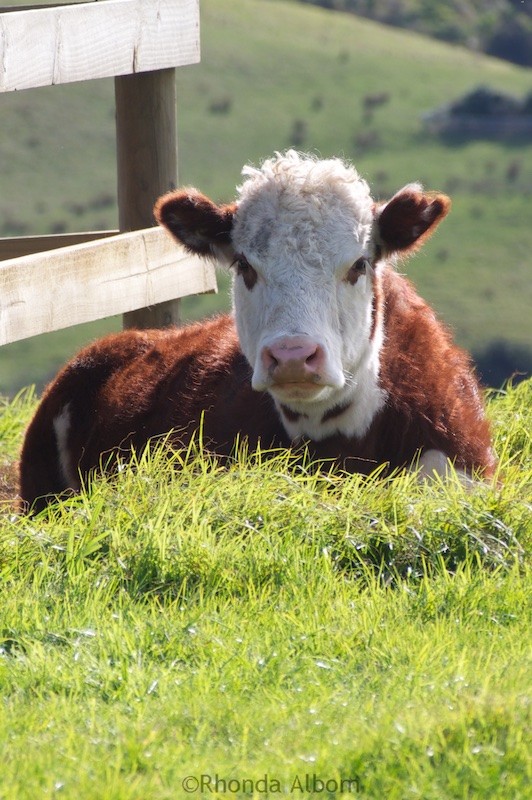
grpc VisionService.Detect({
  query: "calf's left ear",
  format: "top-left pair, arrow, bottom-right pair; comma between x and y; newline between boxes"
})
375,184 -> 451,256
154,189 -> 236,257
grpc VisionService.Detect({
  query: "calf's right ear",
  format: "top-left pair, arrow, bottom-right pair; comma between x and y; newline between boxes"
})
376,185 -> 451,257
154,189 -> 236,258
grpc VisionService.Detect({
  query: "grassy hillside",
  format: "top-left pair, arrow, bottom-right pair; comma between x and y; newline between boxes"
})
290,0 -> 532,65
1,0 -> 531,394
0,378 -> 530,798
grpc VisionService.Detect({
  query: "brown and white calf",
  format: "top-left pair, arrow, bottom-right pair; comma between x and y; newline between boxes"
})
20,151 -> 495,512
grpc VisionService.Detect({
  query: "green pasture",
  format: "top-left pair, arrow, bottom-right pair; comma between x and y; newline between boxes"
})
1,0 -> 531,395
0,379 -> 531,799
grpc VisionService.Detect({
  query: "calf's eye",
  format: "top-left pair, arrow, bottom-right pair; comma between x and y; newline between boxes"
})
233,254 -> 258,290
345,257 -> 370,286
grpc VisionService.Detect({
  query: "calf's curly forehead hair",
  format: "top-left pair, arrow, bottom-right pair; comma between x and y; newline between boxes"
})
237,151 -> 373,214
233,151 -> 375,255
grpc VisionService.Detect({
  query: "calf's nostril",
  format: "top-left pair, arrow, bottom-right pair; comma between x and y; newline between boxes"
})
305,348 -> 319,365
269,351 -> 279,368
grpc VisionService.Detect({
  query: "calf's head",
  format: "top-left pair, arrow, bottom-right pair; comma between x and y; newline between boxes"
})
155,152 -> 450,433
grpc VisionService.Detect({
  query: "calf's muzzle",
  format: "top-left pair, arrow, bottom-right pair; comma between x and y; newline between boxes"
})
260,335 -> 326,385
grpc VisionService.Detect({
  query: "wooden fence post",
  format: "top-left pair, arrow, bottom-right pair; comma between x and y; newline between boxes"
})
115,68 -> 181,330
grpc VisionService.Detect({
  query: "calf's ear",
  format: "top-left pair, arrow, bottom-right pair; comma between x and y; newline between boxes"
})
154,189 -> 236,257
376,184 -> 451,256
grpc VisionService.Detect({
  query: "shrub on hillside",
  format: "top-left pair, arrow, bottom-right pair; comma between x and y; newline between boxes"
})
486,14 -> 532,67
474,339 -> 532,389
293,1 -> 532,65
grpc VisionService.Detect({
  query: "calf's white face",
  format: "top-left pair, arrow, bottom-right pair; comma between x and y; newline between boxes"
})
231,154 -> 376,411
155,151 -> 450,442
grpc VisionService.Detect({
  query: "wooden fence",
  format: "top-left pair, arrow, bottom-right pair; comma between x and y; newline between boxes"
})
0,0 -> 218,348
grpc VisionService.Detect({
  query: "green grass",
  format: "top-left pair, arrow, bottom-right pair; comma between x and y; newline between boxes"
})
0,380 -> 530,798
1,0 -> 531,394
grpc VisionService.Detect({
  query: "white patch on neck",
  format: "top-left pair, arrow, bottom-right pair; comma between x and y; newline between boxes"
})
275,314 -> 387,443
53,403 -> 78,490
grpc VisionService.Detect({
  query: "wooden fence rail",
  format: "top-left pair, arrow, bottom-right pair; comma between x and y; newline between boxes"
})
0,0 -> 200,92
0,228 -> 215,347
0,0 -> 215,351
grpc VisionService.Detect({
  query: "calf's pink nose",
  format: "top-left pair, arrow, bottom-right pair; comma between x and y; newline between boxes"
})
262,336 -> 325,376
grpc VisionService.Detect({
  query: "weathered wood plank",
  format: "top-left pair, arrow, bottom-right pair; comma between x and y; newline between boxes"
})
0,230 -> 119,261
0,227 -> 217,346
2,4 -> 88,11
0,0 -> 200,92
2,5 -> 83,11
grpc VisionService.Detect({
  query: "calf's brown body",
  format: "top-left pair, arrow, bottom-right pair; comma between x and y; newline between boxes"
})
19,265 -> 494,513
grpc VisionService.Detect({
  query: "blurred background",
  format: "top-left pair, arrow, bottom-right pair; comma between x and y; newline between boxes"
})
1,0 -> 531,396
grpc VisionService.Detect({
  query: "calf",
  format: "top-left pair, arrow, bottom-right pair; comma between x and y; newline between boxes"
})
19,151 -> 495,512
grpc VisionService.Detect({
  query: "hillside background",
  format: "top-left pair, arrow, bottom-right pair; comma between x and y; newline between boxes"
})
1,0 -> 531,394
291,0 -> 532,66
